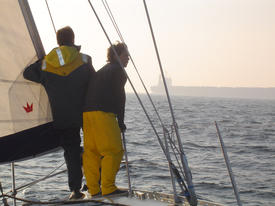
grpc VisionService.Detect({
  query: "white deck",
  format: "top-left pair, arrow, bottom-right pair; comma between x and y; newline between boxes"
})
61,190 -> 224,206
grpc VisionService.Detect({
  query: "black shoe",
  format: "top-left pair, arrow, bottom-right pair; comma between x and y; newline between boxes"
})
69,190 -> 85,200
103,189 -> 127,196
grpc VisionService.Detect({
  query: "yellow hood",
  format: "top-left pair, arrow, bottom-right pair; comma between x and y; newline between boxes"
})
45,46 -> 79,68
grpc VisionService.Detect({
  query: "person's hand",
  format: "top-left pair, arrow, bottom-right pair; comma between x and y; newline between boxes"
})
119,122 -> 126,133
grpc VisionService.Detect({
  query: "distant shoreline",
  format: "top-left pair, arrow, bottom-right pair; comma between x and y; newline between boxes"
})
150,85 -> 275,99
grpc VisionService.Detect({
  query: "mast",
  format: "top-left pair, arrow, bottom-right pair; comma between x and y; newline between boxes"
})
18,0 -> 45,58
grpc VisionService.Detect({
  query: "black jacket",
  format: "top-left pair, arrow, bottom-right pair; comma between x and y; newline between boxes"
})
84,62 -> 127,128
23,46 -> 95,129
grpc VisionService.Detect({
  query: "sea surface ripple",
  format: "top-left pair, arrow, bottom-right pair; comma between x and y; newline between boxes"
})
0,94 -> 274,206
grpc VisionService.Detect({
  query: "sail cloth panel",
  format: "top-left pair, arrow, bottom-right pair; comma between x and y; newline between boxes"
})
0,0 -> 57,164
0,0 -> 52,138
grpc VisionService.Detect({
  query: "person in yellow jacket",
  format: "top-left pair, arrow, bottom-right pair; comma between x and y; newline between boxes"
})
23,26 -> 95,200
83,42 -> 129,196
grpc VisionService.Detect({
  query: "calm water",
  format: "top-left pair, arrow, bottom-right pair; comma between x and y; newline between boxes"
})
0,94 -> 274,206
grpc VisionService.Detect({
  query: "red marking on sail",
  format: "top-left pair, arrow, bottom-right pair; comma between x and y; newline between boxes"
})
23,102 -> 33,113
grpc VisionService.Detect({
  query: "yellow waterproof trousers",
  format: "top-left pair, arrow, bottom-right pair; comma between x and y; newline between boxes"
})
83,111 -> 124,195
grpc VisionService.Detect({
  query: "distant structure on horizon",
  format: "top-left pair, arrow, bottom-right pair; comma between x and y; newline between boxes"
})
151,76 -> 275,100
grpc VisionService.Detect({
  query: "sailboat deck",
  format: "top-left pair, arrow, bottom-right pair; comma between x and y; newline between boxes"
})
55,189 -> 225,206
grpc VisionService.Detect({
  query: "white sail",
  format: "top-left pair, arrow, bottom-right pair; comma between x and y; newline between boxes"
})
0,0 -> 51,137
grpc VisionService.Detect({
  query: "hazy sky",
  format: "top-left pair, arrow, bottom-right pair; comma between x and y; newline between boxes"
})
28,0 -> 275,93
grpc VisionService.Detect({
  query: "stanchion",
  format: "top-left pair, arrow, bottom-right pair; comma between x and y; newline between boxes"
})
122,132 -> 132,196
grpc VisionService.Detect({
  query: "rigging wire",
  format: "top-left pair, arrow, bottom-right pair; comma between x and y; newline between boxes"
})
86,1 -> 182,178
6,162 -> 66,194
168,126 -> 186,175
101,0 -> 165,127
90,1 -> 192,201
0,181 -> 8,206
164,129 -> 188,194
101,0 -> 191,195
101,0 -> 186,179
102,0 -> 125,42
142,0 -> 177,130
168,134 -> 186,178
45,0 -> 57,33
87,0 -> 165,154
142,1 -> 197,205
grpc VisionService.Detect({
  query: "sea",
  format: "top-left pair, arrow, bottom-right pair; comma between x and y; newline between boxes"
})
0,94 -> 274,206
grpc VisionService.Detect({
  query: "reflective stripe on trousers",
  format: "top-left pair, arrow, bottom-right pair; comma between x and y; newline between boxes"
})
83,111 -> 124,195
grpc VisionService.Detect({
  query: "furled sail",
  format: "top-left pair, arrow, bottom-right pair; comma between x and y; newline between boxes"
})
0,0 -> 54,164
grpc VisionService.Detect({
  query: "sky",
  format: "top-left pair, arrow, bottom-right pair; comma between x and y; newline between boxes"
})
28,0 -> 275,93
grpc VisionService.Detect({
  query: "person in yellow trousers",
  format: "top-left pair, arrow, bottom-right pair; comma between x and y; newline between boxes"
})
83,42 -> 129,196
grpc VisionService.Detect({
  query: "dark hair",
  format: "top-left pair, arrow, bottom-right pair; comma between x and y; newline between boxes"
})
107,42 -> 127,63
56,26 -> 75,46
